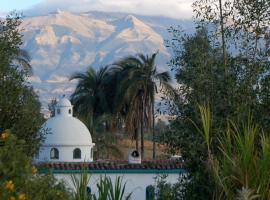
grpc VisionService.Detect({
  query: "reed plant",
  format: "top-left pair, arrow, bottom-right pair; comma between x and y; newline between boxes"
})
197,106 -> 270,199
70,170 -> 131,200
70,168 -> 93,200
96,176 -> 131,200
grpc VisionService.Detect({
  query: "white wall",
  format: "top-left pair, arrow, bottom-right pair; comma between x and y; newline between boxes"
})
36,145 -> 94,162
55,173 -> 183,200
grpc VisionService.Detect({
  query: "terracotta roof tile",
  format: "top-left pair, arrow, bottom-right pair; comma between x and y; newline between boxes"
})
36,160 -> 184,172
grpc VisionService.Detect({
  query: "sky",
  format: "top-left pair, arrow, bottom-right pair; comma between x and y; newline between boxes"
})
0,0 -> 194,19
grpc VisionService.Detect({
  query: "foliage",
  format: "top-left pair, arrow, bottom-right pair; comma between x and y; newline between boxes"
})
113,52 -> 174,159
106,176 -> 131,200
162,0 -> 270,196
70,66 -> 123,159
71,53 -> 174,160
154,175 -> 184,200
0,130 -> 72,200
94,132 -> 123,159
70,172 -> 132,200
70,66 -> 113,135
162,27 -> 220,199
95,176 -> 110,200
198,106 -> 270,199
0,12 -> 44,155
71,168 -> 93,200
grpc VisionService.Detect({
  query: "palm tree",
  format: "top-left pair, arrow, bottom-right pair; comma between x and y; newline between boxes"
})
70,66 -> 112,135
114,52 -> 174,159
111,63 -> 141,151
70,66 -> 125,159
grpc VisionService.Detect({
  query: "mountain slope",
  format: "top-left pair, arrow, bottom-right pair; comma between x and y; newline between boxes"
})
21,10 -> 193,113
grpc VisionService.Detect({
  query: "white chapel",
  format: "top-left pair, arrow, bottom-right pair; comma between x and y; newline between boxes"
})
35,97 -> 95,162
35,97 -> 184,200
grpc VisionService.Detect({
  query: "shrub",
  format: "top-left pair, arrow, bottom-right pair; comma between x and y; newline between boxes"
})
0,130 -> 71,200
197,106 -> 270,199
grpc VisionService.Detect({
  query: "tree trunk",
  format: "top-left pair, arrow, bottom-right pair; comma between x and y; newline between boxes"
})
140,99 -> 144,160
89,111 -> 94,136
152,102 -> 156,160
135,128 -> 139,151
219,0 -> 226,67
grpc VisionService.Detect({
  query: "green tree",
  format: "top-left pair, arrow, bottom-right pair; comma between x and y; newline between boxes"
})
0,12 -> 44,155
164,27 -> 222,199
70,66 -> 123,159
0,131 -> 71,200
114,53 -> 174,159
197,106 -> 270,199
70,66 -> 112,135
163,0 -> 270,198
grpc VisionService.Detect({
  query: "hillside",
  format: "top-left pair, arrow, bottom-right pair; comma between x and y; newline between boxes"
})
20,10 -> 194,113
117,138 -> 168,160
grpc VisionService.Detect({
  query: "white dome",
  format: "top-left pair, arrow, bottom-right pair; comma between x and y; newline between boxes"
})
57,97 -> 72,107
43,116 -> 92,145
36,97 -> 94,162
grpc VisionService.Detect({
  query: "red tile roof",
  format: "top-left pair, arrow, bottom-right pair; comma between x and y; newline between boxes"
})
36,160 -> 185,173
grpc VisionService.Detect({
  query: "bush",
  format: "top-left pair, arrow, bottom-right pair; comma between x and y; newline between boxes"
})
0,130 -> 71,200
197,106 -> 270,199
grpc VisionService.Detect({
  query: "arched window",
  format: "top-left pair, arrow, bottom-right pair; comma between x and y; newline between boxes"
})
50,148 -> 59,159
131,150 -> 140,157
57,108 -> 60,115
73,148 -> 81,159
68,109 -> 71,114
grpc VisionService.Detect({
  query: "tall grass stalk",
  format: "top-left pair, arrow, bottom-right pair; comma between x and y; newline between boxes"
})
70,167 -> 92,200
96,176 -> 110,200
108,176 -> 131,200
96,176 -> 132,200
197,105 -> 270,199
192,104 -> 212,156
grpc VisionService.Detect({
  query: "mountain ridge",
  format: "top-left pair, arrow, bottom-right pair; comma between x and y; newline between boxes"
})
20,10 -> 194,113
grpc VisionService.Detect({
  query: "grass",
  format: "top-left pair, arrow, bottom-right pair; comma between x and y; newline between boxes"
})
197,105 -> 270,199
70,166 -> 132,200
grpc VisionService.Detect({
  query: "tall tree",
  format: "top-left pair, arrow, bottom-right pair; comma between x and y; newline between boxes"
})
70,66 -> 124,159
115,53 -> 174,159
163,0 -> 270,197
193,0 -> 232,67
70,66 -> 112,135
0,12 -> 44,155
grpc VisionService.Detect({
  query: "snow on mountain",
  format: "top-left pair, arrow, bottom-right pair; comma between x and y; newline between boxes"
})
21,10 -> 194,112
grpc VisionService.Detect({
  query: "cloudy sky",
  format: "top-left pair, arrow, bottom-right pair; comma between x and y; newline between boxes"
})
0,0 -> 194,19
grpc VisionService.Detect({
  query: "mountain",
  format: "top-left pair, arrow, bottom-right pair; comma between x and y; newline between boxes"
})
21,10 -> 194,113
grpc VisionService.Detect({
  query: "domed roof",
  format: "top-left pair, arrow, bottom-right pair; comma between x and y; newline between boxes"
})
43,116 -> 92,145
56,97 -> 72,107
42,97 -> 93,146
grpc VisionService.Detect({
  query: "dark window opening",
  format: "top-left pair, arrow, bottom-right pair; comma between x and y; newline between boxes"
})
73,148 -> 81,159
50,148 -> 59,159
57,108 -> 60,114
131,150 -> 140,157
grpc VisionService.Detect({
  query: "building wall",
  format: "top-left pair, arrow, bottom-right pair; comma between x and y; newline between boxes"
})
55,173 -> 182,200
36,145 -> 94,162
